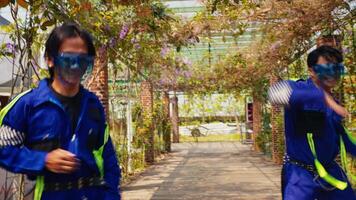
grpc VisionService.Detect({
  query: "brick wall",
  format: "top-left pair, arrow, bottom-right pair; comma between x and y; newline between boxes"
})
252,95 -> 262,152
270,76 -> 284,164
162,91 -> 171,152
87,48 -> 109,119
271,105 -> 284,164
140,81 -> 154,164
171,95 -> 179,143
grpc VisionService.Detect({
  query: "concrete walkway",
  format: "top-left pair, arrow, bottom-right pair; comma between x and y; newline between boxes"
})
122,142 -> 281,200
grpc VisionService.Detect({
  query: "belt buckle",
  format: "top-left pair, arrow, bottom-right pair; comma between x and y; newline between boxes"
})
89,177 -> 94,186
307,165 -> 315,172
54,182 -> 60,191
78,177 -> 84,189
99,178 -> 106,186
67,181 -> 73,190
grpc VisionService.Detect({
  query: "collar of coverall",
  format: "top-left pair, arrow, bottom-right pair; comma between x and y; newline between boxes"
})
31,78 -> 96,108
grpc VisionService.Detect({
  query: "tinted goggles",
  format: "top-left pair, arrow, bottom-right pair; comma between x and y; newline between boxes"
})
312,63 -> 345,78
54,53 -> 94,72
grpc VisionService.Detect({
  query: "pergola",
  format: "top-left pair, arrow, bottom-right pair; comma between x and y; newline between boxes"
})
164,0 -> 262,64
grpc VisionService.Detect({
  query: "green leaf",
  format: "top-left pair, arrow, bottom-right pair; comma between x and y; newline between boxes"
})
40,20 -> 55,30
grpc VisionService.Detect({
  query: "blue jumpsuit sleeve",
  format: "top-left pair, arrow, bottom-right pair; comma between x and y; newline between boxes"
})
288,80 -> 327,111
103,136 -> 121,199
0,96 -> 47,175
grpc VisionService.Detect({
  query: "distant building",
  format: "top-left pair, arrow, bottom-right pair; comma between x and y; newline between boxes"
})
0,10 -> 36,108
0,14 -> 12,108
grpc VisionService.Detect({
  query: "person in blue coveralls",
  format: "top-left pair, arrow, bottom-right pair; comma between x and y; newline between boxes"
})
0,23 -> 121,200
268,45 -> 355,200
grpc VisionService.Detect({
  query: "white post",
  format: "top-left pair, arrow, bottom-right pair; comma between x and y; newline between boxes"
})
126,69 -> 133,174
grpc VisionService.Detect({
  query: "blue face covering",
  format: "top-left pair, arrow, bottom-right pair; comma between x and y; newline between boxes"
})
54,52 -> 94,85
312,63 -> 345,82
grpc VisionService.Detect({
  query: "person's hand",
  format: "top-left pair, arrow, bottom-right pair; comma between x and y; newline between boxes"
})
45,148 -> 80,174
324,92 -> 349,118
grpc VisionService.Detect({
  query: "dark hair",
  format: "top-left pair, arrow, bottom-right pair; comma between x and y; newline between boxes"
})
307,45 -> 343,68
45,23 -> 96,78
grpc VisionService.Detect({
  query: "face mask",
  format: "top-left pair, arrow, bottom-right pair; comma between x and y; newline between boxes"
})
312,63 -> 345,83
54,52 -> 94,85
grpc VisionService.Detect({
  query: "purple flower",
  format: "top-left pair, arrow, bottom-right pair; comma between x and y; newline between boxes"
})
183,71 -> 192,78
160,46 -> 169,57
119,24 -> 129,40
175,68 -> 181,75
104,25 -> 111,31
182,57 -> 192,66
270,41 -> 281,51
99,45 -> 106,55
134,43 -> 141,49
5,43 -> 15,53
131,37 -> 137,44
109,38 -> 117,48
342,47 -> 351,54
159,77 -> 171,85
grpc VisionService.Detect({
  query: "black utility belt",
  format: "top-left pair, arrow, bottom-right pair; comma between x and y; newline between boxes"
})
283,155 -> 316,173
44,176 -> 107,192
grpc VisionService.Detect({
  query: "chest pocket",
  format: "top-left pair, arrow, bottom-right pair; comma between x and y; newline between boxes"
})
295,110 -> 326,138
86,107 -> 103,150
27,103 -> 64,151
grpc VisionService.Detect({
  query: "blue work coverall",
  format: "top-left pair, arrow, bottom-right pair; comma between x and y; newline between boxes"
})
0,79 -> 121,199
282,78 -> 355,200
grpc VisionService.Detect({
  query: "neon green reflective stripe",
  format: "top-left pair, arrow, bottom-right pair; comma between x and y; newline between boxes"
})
340,127 -> 356,181
314,158 -> 346,189
307,133 -> 317,157
314,159 -> 327,177
0,89 -> 31,125
343,127 -> 356,145
93,125 -> 110,177
340,136 -> 348,170
307,133 -> 348,190
339,134 -> 356,182
34,176 -> 44,200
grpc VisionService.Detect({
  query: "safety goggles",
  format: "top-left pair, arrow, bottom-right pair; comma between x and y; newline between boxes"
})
54,52 -> 94,72
312,63 -> 346,80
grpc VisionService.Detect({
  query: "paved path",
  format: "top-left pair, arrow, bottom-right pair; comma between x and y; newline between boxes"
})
122,142 -> 281,200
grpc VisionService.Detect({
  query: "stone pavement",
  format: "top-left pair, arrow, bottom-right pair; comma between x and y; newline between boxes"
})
122,142 -> 281,200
